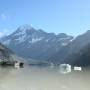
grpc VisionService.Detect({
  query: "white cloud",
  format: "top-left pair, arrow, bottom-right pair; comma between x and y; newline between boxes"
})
0,32 -> 5,38
0,29 -> 9,38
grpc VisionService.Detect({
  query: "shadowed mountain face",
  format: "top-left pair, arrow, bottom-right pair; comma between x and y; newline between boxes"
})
0,25 -> 73,60
48,30 -> 90,65
68,44 -> 90,67
0,43 -> 14,62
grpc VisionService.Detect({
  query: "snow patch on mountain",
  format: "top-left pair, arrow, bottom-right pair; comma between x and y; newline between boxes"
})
15,34 -> 26,43
15,25 -> 33,36
18,24 -> 32,31
62,43 -> 68,46
70,37 -> 76,42
14,29 -> 26,36
29,38 -> 43,43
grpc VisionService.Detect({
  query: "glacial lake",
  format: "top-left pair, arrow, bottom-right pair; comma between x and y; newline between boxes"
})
0,66 -> 89,90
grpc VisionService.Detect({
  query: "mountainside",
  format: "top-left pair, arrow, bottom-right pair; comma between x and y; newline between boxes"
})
48,30 -> 90,65
69,44 -> 90,67
0,43 -> 15,62
0,25 -> 73,60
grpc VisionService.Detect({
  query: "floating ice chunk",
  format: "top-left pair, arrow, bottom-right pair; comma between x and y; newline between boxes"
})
14,62 -> 20,69
59,64 -> 71,74
74,66 -> 82,71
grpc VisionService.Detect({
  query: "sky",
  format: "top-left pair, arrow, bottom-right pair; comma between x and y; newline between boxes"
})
0,0 -> 90,37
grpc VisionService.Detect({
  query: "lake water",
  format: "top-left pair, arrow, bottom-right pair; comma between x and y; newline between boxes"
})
0,66 -> 89,90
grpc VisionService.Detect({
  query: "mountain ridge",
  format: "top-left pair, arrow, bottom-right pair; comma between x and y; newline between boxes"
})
0,25 -> 73,61
48,30 -> 90,65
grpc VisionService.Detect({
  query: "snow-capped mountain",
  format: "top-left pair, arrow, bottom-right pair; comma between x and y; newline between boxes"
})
0,25 -> 73,60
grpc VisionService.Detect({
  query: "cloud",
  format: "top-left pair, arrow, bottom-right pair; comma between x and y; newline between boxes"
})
0,29 -> 9,38
0,32 -> 5,38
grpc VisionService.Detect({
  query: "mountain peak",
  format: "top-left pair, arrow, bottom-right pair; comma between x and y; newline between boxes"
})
18,24 -> 33,31
13,24 -> 36,36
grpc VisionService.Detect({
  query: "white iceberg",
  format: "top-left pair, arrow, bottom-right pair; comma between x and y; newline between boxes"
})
59,64 -> 71,74
74,66 -> 82,71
